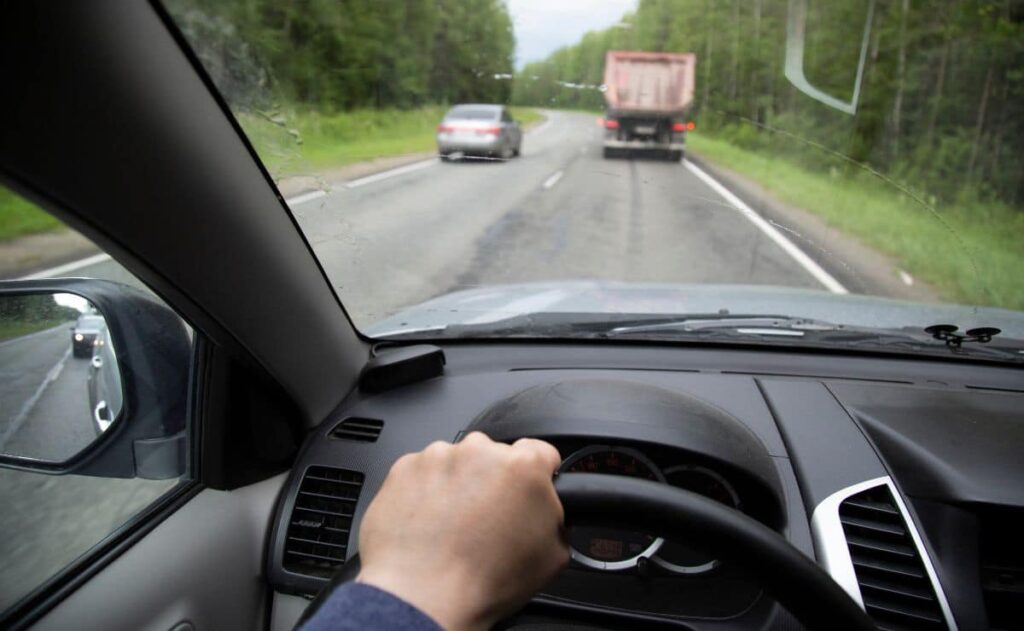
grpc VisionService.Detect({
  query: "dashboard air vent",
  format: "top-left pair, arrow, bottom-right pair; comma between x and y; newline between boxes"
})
330,417 -> 384,442
283,466 -> 364,578
839,486 -> 947,630
978,506 -> 1024,630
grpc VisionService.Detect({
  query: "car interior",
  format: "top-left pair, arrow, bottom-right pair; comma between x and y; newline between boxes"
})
1,4 -> 1022,631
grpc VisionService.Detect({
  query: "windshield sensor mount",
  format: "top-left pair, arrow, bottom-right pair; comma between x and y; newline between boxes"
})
924,325 -> 1002,349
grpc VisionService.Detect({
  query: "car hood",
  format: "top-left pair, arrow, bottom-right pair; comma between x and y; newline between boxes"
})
365,282 -> 1024,340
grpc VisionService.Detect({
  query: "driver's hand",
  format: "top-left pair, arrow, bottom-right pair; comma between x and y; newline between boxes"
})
355,432 -> 569,631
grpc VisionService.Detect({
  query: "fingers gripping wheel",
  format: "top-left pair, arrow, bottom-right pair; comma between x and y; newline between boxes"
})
555,473 -> 876,631
303,473 -> 874,630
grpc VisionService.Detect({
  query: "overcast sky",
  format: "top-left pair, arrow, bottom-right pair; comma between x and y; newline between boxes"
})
507,0 -> 637,68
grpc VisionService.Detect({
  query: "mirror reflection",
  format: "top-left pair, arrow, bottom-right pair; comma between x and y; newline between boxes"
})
0,293 -> 123,463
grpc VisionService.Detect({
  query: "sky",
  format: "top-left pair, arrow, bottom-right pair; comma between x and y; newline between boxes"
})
507,0 -> 637,68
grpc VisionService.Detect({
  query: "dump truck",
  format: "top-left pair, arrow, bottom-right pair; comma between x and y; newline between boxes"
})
602,51 -> 696,161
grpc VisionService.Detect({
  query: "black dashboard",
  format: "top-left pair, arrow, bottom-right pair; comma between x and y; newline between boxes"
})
266,343 -> 1024,630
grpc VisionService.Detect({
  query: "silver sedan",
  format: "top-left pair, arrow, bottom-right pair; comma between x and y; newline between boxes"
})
437,104 -> 522,161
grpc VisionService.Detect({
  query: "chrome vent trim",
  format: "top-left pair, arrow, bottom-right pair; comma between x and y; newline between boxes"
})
811,476 -> 957,630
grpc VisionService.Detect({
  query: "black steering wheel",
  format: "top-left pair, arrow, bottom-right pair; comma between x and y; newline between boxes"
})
556,473 -> 875,630
300,473 -> 875,630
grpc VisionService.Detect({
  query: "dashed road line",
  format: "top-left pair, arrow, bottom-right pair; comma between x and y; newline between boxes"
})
543,170 -> 564,190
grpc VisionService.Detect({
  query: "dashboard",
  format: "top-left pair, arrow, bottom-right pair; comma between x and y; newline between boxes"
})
266,343 -> 1024,630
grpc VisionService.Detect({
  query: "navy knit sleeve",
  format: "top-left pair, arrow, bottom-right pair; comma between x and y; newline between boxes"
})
298,582 -> 444,631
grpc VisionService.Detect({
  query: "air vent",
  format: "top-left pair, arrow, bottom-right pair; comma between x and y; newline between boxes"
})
330,417 -> 384,442
283,466 -> 364,578
839,486 -> 947,630
978,506 -> 1024,630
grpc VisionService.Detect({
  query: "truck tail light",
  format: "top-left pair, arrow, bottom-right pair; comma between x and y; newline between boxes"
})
671,122 -> 686,132
604,119 -> 620,130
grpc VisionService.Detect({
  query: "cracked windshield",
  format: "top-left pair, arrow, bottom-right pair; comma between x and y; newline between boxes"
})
152,1 -> 1024,352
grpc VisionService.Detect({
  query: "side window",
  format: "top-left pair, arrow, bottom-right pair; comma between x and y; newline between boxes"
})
0,184 -> 193,613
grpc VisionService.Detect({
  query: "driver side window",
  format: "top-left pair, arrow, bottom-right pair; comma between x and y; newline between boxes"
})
0,184 -> 194,615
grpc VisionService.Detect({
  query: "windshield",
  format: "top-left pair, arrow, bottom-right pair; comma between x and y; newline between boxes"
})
165,0 -> 1024,357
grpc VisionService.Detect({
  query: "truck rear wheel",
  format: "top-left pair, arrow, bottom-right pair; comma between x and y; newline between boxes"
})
603,147 -> 617,159
668,150 -> 684,162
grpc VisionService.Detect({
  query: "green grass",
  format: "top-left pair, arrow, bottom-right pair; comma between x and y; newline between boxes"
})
688,133 -> 1024,311
0,319 -> 66,343
0,107 -> 546,241
0,186 -> 61,242
238,106 -> 546,179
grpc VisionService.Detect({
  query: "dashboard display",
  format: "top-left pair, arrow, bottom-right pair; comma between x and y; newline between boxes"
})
558,445 -> 742,575
559,446 -> 665,570
652,465 -> 740,574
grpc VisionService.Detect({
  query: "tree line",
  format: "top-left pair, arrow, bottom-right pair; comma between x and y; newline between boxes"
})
168,0 -> 516,110
512,0 -> 1024,208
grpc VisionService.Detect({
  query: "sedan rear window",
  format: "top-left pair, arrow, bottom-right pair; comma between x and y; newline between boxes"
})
445,107 -> 498,121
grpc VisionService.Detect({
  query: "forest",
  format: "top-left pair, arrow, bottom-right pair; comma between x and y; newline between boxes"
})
512,0 -> 1024,209
168,0 -> 517,110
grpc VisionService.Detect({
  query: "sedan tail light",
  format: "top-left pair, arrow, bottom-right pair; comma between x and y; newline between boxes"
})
437,123 -> 454,133
478,126 -> 502,135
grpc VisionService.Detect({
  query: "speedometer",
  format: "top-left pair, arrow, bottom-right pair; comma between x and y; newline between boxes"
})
559,446 -> 665,570
652,465 -> 741,574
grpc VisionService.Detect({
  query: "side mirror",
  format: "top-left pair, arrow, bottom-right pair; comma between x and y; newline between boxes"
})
0,279 -> 190,479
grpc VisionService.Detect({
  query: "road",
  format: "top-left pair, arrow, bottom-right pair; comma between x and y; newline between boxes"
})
0,324 -> 97,461
292,110 -> 835,327
0,110 -> 847,610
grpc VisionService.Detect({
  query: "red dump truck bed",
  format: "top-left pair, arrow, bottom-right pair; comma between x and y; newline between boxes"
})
603,51 -> 696,114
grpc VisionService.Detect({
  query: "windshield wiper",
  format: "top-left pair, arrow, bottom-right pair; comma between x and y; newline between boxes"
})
606,316 -> 840,337
372,312 -> 1023,362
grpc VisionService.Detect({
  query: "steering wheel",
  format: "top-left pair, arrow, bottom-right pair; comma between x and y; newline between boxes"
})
300,473 -> 875,630
556,473 -> 874,630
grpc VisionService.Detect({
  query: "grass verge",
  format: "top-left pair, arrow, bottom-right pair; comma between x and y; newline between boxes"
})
0,320 -> 66,343
0,107 -> 545,241
688,133 -> 1024,311
239,106 -> 545,179
0,187 -> 62,243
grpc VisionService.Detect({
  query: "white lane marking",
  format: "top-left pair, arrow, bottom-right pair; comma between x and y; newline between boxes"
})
898,269 -> 914,286
683,161 -> 848,294
543,170 -> 564,190
463,289 -> 567,325
20,118 -> 556,277
345,158 -> 437,189
287,190 -> 328,206
18,253 -> 113,280
0,347 -> 71,450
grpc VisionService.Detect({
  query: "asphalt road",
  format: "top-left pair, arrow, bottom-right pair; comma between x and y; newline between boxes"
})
293,110 -> 831,327
0,110 -> 843,610
0,324 -> 97,462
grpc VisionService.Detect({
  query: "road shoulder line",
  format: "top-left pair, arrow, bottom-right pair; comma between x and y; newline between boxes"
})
683,160 -> 848,294
18,253 -> 113,281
